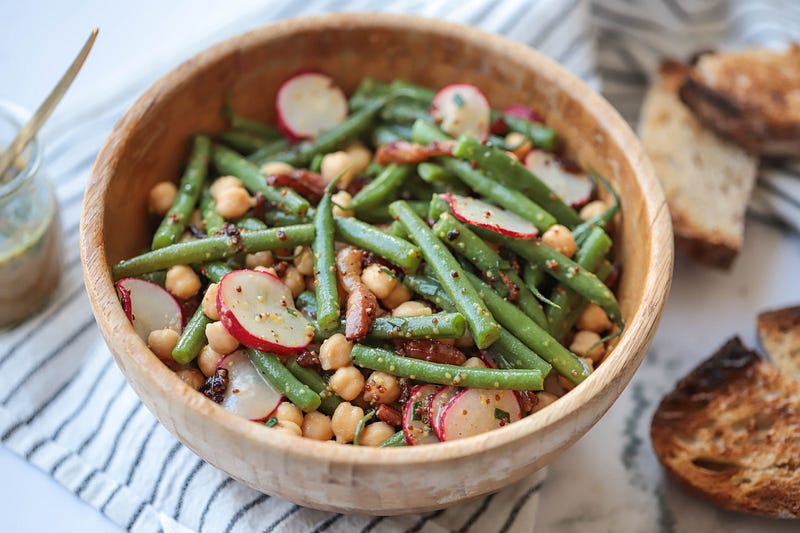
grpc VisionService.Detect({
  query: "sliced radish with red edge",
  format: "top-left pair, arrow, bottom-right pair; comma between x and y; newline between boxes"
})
402,384 -> 440,445
442,193 -> 539,239
218,349 -> 282,421
429,386 -> 458,441
501,104 -> 544,123
276,72 -> 348,141
430,84 -> 490,141
116,278 -> 184,342
216,269 -> 314,355
439,388 -> 522,441
524,150 -> 593,208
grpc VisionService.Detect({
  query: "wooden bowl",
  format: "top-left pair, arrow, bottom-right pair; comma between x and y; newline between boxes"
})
81,13 -> 672,514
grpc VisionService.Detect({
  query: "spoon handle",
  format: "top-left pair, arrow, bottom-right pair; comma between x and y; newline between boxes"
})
0,28 -> 98,182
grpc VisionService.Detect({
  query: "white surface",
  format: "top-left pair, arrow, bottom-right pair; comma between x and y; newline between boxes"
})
2,1 -> 800,532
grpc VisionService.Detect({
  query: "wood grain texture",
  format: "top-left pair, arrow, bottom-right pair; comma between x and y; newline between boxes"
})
80,13 -> 672,514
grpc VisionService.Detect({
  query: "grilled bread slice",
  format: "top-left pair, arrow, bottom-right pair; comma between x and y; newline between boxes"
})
758,305 -> 800,379
679,45 -> 800,156
639,62 -> 759,269
651,337 -> 800,518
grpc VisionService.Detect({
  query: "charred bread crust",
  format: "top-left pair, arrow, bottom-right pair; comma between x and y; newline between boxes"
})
651,337 -> 800,518
757,305 -> 800,379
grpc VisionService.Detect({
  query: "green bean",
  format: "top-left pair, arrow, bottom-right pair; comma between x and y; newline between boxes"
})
388,80 -> 435,105
417,162 -> 454,184
263,209 -> 311,227
372,125 -> 409,145
285,358 -> 342,415
556,261 -> 614,342
215,130 -> 272,154
236,217 -> 268,232
201,261 -> 233,284
379,430 -> 408,447
152,135 -> 211,249
438,158 -> 556,231
410,118 -> 449,145
365,312 -> 465,340
248,349 -> 321,412
200,189 -> 225,235
351,200 -> 428,224
211,144 -> 309,216
295,290 -> 317,318
113,225 -> 314,278
333,216 -> 422,272
246,138 -> 291,165
314,181 -> 340,333
223,99 -> 283,140
427,192 -> 451,221
380,100 -> 431,124
466,271 -> 590,385
351,345 -> 543,390
547,227 -> 612,341
172,305 -> 211,364
452,136 -> 581,228
572,171 -> 620,246
389,201 -> 500,349
491,110 -> 557,151
349,164 -> 412,210
349,78 -> 390,111
137,270 -> 166,286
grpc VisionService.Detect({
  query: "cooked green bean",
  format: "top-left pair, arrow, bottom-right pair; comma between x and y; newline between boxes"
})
378,430 -> 408,447
172,305 -> 211,364
351,200 -> 428,224
490,110 -> 557,151
285,358 -> 342,415
417,162 -> 455,184
200,189 -> 225,235
223,99 -> 283,140
262,209 -> 311,227
248,349 -> 321,412
572,172 -> 620,246
372,125 -> 410,145
351,345 -> 543,390
349,164 -> 412,210
236,217 -> 268,232
201,261 -> 233,284
388,80 -> 435,104
314,182 -> 340,333
215,130 -> 272,154
152,135 -> 211,249
246,138 -> 291,165
365,311 -> 465,339
380,100 -> 431,124
333,216 -> 422,271
452,136 -> 581,228
556,261 -> 614,342
389,201 -> 500,349
113,225 -> 314,278
211,144 -> 309,216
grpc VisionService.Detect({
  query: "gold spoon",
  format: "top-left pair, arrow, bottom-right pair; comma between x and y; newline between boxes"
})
0,28 -> 98,183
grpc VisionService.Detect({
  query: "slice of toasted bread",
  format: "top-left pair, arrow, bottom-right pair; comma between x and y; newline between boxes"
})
679,45 -> 800,156
650,337 -> 800,518
758,305 -> 800,379
638,62 -> 759,269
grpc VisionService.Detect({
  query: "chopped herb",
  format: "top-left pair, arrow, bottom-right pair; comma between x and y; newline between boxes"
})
380,266 -> 397,279
494,408 -> 510,424
353,410 -> 376,445
265,416 -> 279,427
286,308 -> 298,317
453,93 -> 465,108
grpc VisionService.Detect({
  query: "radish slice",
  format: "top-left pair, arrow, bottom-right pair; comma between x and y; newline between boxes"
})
524,150 -> 593,208
218,349 -> 282,421
216,269 -> 314,355
429,386 -> 458,441
402,384 -> 440,445
116,278 -> 184,342
442,193 -> 539,239
501,104 -> 544,123
439,388 -> 522,441
430,84 -> 490,141
276,72 -> 347,141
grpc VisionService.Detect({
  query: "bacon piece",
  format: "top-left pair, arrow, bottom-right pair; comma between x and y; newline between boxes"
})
265,169 -> 328,204
374,140 -> 455,166
394,339 -> 467,366
336,247 -> 378,341
376,404 -> 403,427
496,270 -> 520,302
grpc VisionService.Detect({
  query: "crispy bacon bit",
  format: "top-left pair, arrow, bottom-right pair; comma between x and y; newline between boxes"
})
345,175 -> 368,196
221,222 -> 243,249
296,350 -> 320,369
497,270 -> 520,302
399,378 -> 412,405
272,260 -> 290,278
376,404 -> 403,427
251,192 -> 267,220
336,247 -> 379,341
266,170 -> 325,204
374,140 -> 455,165
516,390 -> 539,414
395,339 -> 467,365
508,252 -> 521,275
199,367 -> 229,403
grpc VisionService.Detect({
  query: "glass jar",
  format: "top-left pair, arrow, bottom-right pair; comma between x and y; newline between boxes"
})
0,101 -> 62,328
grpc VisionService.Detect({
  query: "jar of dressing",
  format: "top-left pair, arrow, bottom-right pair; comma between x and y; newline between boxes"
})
0,101 -> 62,328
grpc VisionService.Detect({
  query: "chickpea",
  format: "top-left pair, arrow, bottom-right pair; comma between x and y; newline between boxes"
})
321,151 -> 356,187
381,282 -> 412,309
504,150 -> 520,162
202,283 -> 220,320
319,333 -> 353,370
361,263 -> 397,299
205,321 -> 239,355
273,420 -> 302,437
455,330 -> 475,349
147,328 -> 180,362
188,208 -> 204,229
505,132 -> 532,160
209,176 -> 244,199
331,190 -> 355,217
216,187 -> 251,219
541,224 -> 577,258
275,401 -> 304,427
531,391 -> 559,413
302,411 -> 334,441
557,374 -> 577,392
148,181 -> 177,216
392,300 -> 432,317
293,246 -> 314,276
245,250 -> 274,269
329,366 -> 366,401
576,303 -> 612,333
358,421 -> 395,447
331,402 -> 364,443
461,356 -> 486,368
363,371 -> 401,404
165,265 -> 201,299
345,142 -> 372,173
570,330 -> 605,363
282,265 -> 305,298
581,357 -> 595,371
176,368 -> 205,390
260,161 -> 294,176
579,200 -> 608,221
197,344 -> 224,377
255,265 -> 277,275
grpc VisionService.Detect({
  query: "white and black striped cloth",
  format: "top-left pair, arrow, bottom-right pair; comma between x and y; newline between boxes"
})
2,1 -> 798,532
